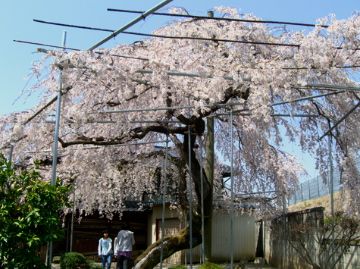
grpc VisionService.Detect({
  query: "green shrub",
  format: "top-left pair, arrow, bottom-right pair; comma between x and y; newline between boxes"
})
60,252 -> 90,269
88,260 -> 103,269
0,155 -> 70,268
198,262 -> 224,269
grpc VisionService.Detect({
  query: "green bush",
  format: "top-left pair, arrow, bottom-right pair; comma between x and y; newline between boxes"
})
60,252 -> 90,269
198,262 -> 224,269
0,155 -> 70,268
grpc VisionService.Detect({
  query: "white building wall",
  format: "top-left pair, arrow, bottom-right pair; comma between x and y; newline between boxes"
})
211,212 -> 256,261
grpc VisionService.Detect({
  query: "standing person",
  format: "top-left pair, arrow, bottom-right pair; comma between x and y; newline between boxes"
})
114,228 -> 135,269
98,230 -> 113,269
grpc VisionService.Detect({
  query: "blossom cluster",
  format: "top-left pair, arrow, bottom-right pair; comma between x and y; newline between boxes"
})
1,8 -> 360,218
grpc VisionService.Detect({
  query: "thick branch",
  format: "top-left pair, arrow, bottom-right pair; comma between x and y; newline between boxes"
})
58,125 -> 188,148
198,85 -> 250,118
134,216 -> 202,269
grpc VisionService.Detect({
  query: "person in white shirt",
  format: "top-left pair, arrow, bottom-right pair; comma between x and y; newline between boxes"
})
98,230 -> 113,269
114,228 -> 135,269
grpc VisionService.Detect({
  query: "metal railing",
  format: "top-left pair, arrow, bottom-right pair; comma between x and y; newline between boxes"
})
288,170 -> 342,205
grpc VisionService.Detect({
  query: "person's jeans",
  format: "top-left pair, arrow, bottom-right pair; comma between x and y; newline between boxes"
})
100,254 -> 112,269
117,255 -> 131,269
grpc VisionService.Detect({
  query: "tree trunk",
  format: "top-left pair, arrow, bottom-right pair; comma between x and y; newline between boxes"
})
134,121 -> 213,269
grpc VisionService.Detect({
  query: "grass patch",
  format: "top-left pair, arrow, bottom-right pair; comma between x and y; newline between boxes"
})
198,262 -> 224,269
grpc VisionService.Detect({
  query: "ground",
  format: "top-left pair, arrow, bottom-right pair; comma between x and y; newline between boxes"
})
51,262 -> 277,269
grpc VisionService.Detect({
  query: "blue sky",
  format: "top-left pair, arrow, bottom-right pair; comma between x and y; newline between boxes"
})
0,0 -> 359,178
1,0 -> 359,116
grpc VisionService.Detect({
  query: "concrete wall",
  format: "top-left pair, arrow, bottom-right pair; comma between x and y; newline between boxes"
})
341,246 -> 360,269
266,207 -> 324,269
265,207 -> 360,269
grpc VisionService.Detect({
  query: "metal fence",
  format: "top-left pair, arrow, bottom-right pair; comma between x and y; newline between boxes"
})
288,169 -> 342,205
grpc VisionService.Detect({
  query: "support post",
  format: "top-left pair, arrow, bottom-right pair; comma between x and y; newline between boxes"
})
204,116 -> 214,261
199,138 -> 205,264
328,136 -> 334,216
8,144 -> 14,163
160,137 -> 169,269
188,111 -> 193,269
50,30 -> 66,186
88,0 -> 173,51
47,31 -> 67,267
70,181 -> 76,252
230,109 -> 234,269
